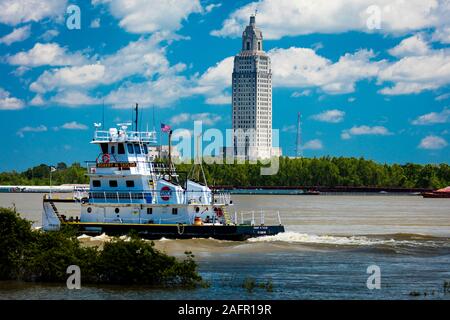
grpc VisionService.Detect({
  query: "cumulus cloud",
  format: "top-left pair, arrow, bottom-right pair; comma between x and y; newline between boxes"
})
418,135 -> 448,150
16,125 -> 47,138
388,34 -> 431,57
170,112 -> 222,126
302,139 -> 323,150
51,90 -> 100,106
8,42 -> 88,67
411,108 -> 450,125
0,88 -> 24,110
60,121 -> 88,130
311,109 -> 345,123
92,0 -> 202,34
341,125 -> 392,139
378,49 -> 450,95
0,25 -> 31,45
211,0 -> 448,40
0,0 -> 67,26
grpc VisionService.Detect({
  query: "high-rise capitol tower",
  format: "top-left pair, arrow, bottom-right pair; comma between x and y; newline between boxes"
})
231,15 -> 280,159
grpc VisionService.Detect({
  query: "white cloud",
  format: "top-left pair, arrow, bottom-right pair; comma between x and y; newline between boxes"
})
104,75 -> 192,108
170,112 -> 221,125
205,94 -> 230,105
0,88 -> 24,110
378,48 -> 450,95
211,0 -> 447,40
205,3 -> 221,13
432,26 -> 450,44
270,47 -> 383,94
341,125 -> 392,139
16,125 -> 47,138
30,64 -> 106,93
0,25 -> 31,45
411,108 -> 450,125
93,0 -> 202,34
388,34 -> 430,57
8,42 -> 88,67
29,94 -> 44,106
51,90 -> 100,106
291,90 -> 311,98
90,18 -> 101,28
29,35 -> 174,95
435,93 -> 450,101
60,121 -> 88,130
302,139 -> 323,150
0,0 -> 67,26
418,135 -> 448,150
311,109 -> 345,123
39,29 -> 59,41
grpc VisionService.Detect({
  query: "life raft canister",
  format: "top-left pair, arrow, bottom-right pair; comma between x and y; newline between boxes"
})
215,207 -> 224,217
102,153 -> 110,163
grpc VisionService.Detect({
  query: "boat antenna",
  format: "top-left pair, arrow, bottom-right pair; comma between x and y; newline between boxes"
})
135,103 -> 139,132
102,99 -> 105,130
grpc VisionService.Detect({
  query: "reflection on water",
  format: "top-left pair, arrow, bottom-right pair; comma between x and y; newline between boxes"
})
0,193 -> 449,300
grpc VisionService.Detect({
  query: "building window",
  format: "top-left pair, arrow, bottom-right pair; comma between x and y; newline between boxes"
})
118,143 -> 125,154
126,180 -> 135,188
92,180 -> 101,188
172,208 -> 178,215
258,42 -> 261,50
127,143 -> 134,154
246,42 -> 250,50
109,180 -> 118,188
147,208 -> 152,215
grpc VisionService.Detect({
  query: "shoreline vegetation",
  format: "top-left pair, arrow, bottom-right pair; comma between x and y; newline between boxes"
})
0,207 -> 204,288
0,157 -> 449,189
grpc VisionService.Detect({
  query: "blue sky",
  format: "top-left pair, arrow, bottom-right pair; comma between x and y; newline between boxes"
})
0,0 -> 449,171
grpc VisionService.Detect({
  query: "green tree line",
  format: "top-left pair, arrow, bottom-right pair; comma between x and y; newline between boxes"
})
1,157 -> 449,189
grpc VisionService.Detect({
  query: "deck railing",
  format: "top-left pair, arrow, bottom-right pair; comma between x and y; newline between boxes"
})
233,210 -> 282,226
93,130 -> 157,143
85,190 -> 232,205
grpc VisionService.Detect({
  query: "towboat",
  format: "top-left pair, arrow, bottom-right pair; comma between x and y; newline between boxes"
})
42,121 -> 285,241
422,186 -> 450,199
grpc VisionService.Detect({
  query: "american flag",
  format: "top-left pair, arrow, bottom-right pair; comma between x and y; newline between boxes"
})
161,123 -> 171,133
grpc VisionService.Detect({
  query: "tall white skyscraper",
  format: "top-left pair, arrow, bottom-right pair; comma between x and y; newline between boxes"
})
231,15 -> 280,159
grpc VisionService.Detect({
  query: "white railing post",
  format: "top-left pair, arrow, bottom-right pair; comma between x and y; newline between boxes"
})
277,210 -> 281,225
260,209 -> 264,225
252,211 -> 255,226
241,212 -> 243,224
103,192 -> 106,203
129,192 -> 132,204
234,211 -> 237,225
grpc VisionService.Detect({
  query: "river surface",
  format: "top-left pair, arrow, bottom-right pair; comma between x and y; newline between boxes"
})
0,193 -> 449,300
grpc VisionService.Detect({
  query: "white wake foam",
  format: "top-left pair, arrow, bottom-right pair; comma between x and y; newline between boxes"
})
247,231 -> 412,246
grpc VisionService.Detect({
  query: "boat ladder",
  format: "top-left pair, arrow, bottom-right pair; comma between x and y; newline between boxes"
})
48,200 -> 64,223
222,207 -> 232,225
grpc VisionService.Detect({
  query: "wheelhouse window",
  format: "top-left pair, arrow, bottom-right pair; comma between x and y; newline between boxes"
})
118,143 -> 125,154
109,180 -> 118,188
100,143 -> 108,154
110,146 -> 115,154
92,180 -> 101,188
143,144 -> 148,154
127,143 -> 134,154
134,144 -> 141,154
126,180 -> 135,188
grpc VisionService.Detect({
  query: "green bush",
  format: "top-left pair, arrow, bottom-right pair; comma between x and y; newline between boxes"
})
0,207 -> 203,288
0,207 -> 34,280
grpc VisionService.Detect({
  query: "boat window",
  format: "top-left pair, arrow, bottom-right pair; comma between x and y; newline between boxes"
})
134,144 -> 141,154
127,143 -> 134,154
143,144 -> 148,154
118,143 -> 125,154
111,146 -> 115,154
100,143 -> 108,154
109,180 -> 118,187
92,180 -> 101,188
147,208 -> 152,215
172,208 -> 178,215
126,180 -> 135,188
115,208 -> 120,214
